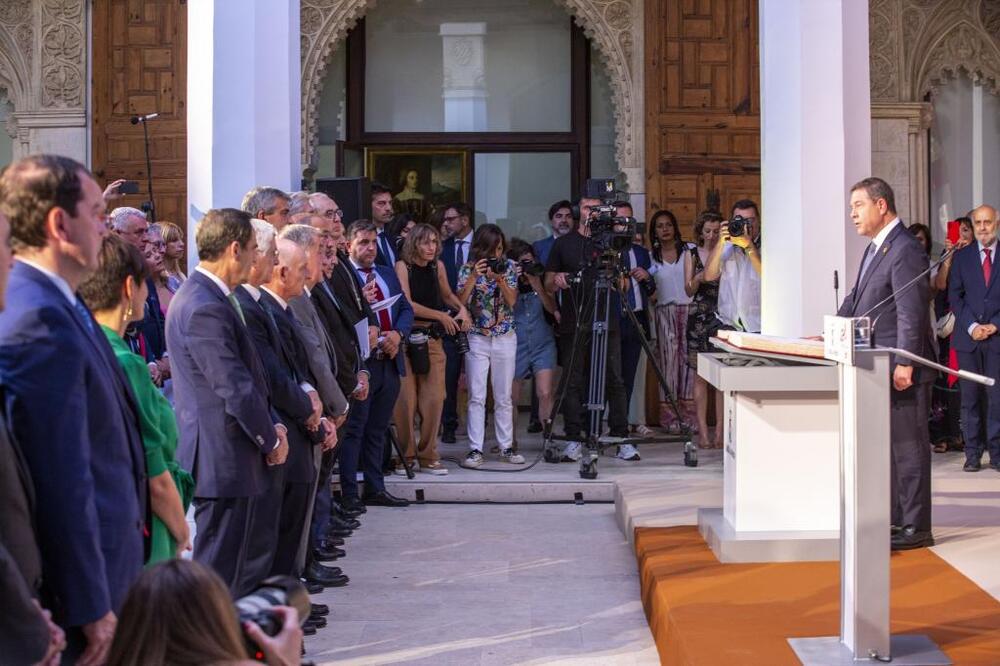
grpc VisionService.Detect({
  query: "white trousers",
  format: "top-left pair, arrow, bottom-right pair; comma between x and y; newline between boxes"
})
466,331 -> 517,450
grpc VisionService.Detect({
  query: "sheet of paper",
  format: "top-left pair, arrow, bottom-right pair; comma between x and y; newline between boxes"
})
370,293 -> 400,313
354,318 -> 370,360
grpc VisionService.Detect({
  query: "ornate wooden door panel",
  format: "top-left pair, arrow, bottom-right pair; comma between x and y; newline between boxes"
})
645,0 -> 760,236
92,0 -> 187,231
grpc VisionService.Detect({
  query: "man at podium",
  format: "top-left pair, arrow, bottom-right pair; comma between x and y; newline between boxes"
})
836,177 -> 935,551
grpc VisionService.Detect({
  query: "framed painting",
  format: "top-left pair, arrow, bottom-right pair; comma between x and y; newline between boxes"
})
365,147 -> 468,223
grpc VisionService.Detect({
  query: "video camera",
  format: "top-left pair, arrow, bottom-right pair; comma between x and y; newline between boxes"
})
583,178 -> 643,255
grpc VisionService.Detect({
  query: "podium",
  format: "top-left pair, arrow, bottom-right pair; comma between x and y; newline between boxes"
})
697,339 -> 841,562
785,316 -> 980,665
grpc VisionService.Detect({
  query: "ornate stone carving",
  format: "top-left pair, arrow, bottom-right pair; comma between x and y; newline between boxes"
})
39,0 -> 85,108
916,21 -> 1000,97
299,0 -> 643,188
0,0 -> 31,26
869,0 -> 898,101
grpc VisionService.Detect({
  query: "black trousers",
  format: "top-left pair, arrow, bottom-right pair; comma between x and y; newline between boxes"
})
957,348 -> 1000,464
442,336 -> 461,433
620,309 -> 650,406
192,492 -> 268,598
559,326 -> 628,438
890,379 -> 932,531
269,480 -> 313,578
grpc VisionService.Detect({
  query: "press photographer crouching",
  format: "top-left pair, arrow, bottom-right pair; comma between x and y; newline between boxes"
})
457,224 -> 525,467
544,195 -> 630,462
703,199 -> 762,334
507,238 -> 559,443
392,223 -> 471,475
106,559 -> 303,666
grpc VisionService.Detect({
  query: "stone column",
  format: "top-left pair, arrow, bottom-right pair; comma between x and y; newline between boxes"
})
759,0 -> 871,337
870,102 -> 932,229
439,22 -> 487,132
187,0 -> 301,267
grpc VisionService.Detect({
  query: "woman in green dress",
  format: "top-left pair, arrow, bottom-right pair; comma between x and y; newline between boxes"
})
79,234 -> 193,565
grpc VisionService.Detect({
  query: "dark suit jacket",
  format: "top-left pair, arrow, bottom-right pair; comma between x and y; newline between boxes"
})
0,261 -> 146,627
533,235 -> 556,267
288,292 -> 349,417
0,541 -> 49,665
312,279 -> 364,396
375,229 -> 398,268
166,271 -> 277,499
349,263 -> 415,375
441,236 -> 464,292
838,222 -> 933,376
948,242 -> 1000,354
620,243 -> 656,310
328,253 -> 378,328
259,289 -> 323,484
137,277 -> 166,360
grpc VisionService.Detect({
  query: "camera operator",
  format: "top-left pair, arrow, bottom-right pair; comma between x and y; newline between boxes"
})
544,196 -> 630,461
507,238 -> 559,442
393,223 -> 471,475
457,224 -> 525,467
703,199 -> 762,333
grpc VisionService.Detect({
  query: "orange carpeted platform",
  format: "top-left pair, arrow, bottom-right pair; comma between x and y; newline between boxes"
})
635,526 -> 1000,665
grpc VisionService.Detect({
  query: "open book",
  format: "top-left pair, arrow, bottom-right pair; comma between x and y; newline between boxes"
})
715,330 -> 826,359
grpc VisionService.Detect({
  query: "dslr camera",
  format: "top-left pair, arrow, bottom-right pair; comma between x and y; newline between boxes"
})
235,576 -> 310,660
518,259 -> 545,277
583,178 -> 642,255
485,257 -> 507,275
728,214 -> 751,238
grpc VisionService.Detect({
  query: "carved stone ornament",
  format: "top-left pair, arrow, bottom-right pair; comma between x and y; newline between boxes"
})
39,0 -> 85,109
916,20 -> 1000,97
299,0 -> 643,186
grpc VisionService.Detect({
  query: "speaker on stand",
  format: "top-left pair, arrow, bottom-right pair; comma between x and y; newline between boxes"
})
315,177 -> 371,226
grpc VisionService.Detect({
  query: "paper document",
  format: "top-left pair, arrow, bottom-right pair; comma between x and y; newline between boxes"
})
354,318 -> 370,360
370,293 -> 400,313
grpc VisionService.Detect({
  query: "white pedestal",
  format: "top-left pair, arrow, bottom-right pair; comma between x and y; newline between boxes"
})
697,350 -> 840,561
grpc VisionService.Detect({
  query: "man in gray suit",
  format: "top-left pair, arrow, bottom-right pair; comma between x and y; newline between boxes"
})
166,208 -> 289,596
837,177 -> 934,550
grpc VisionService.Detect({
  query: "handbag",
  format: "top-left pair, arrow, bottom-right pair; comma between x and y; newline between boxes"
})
935,311 -> 955,339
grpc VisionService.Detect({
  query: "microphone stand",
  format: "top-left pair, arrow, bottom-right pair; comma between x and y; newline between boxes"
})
141,118 -> 156,222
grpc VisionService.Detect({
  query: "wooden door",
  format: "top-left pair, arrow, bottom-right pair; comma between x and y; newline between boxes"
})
645,0 -> 760,238
92,0 -> 187,235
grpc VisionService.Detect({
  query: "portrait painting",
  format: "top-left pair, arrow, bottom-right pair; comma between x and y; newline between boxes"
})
366,148 -> 468,224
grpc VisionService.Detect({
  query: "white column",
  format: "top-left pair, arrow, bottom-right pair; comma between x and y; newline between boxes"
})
440,23 -> 488,132
759,0 -> 871,337
186,0 -> 301,267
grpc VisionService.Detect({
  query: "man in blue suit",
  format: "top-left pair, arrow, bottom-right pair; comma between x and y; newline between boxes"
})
533,199 -> 575,266
439,202 -> 475,442
167,208 -> 289,596
0,155 -> 147,662
371,182 -> 399,267
341,220 -> 413,510
949,204 -> 1000,473
615,201 -> 656,461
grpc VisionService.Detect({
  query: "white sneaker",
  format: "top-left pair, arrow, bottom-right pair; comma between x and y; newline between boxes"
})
617,444 -> 641,461
420,461 -> 449,475
500,448 -> 525,464
561,441 -> 583,462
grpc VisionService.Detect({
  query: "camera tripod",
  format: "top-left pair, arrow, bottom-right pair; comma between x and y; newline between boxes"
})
544,256 -> 696,479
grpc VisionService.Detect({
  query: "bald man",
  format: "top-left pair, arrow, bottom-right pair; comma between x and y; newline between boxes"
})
949,204 -> 1000,473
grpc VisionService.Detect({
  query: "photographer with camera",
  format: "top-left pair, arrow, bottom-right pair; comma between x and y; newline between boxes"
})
507,238 -> 559,442
457,224 -> 525,467
393,223 -> 471,475
545,196 -> 630,461
703,199 -> 762,333
106,559 -> 303,666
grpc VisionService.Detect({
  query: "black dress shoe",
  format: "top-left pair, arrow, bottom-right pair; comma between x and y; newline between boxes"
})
964,459 -> 982,472
310,602 -> 329,616
330,515 -> 361,530
442,429 -> 457,444
325,524 -> 353,539
302,622 -> 317,636
313,544 -> 346,561
891,526 -> 934,551
304,561 -> 347,587
362,490 -> 410,507
527,420 -> 543,433
302,579 -> 323,595
340,496 -> 367,516
324,536 -> 345,547
307,614 -> 327,628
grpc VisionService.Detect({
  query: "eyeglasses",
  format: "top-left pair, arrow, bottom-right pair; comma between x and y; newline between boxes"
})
323,209 -> 343,219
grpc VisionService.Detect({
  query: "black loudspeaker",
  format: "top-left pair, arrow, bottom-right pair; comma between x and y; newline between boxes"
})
315,177 -> 371,226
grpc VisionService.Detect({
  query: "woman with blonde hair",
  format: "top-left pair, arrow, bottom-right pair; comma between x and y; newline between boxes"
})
393,223 -> 470,474
159,220 -> 187,292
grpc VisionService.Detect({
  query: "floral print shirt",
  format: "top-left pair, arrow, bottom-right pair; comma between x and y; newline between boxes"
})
457,259 -> 517,337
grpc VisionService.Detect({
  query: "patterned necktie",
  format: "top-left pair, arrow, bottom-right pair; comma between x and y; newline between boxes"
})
455,239 -> 465,268
227,292 -> 247,326
984,248 -> 992,286
362,268 -> 392,332
73,297 -> 95,334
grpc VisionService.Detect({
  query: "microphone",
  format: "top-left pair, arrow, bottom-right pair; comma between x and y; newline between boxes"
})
862,248 -> 953,344
130,113 -> 159,124
833,270 -> 839,310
